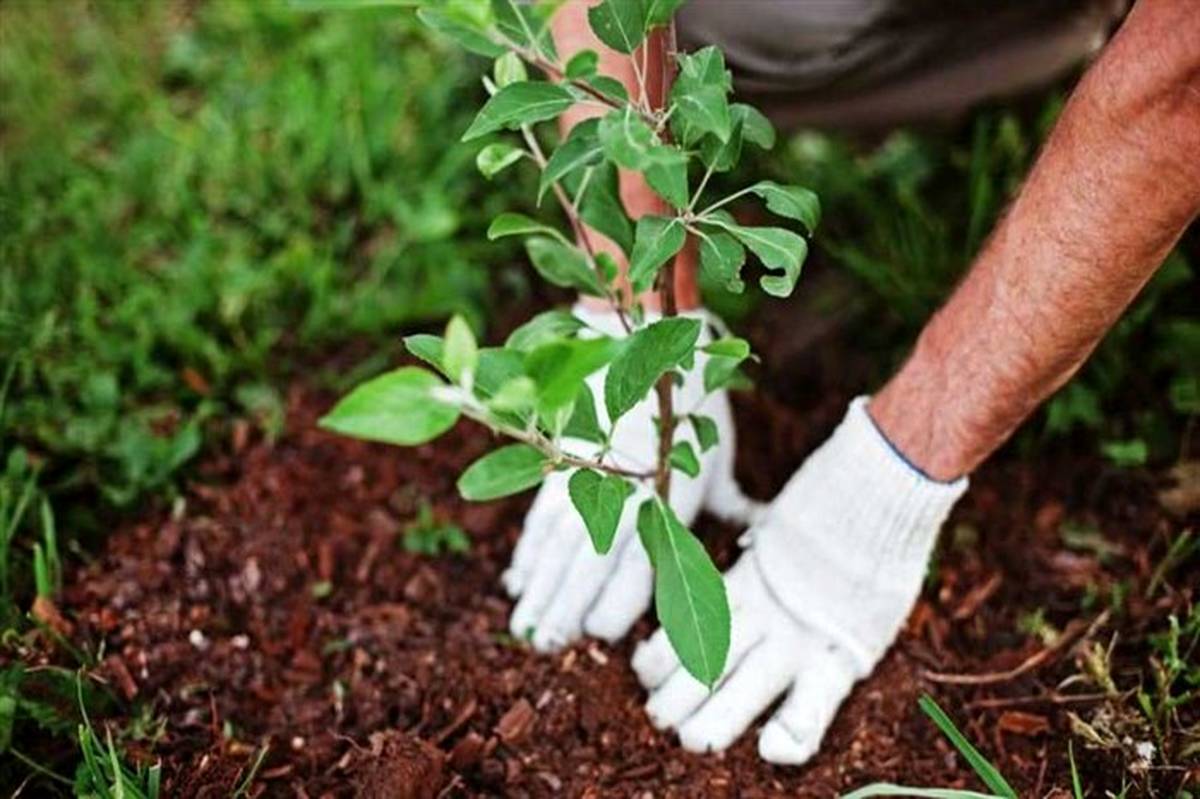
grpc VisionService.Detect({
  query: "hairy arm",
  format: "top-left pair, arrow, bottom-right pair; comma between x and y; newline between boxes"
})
871,0 -> 1200,480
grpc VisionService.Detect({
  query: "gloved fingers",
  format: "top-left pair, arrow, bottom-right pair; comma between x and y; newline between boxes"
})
643,612 -> 766,731
676,639 -> 798,753
529,519 -> 633,652
631,627 -> 679,691
757,642 -> 858,766
507,518 -> 579,640
583,535 -> 653,642
503,484 -> 569,598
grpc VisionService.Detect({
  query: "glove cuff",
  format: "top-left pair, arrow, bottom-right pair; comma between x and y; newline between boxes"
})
752,396 -> 967,673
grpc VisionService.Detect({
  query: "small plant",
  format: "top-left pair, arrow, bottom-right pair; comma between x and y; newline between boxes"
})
403,502 -> 471,556
320,0 -> 818,686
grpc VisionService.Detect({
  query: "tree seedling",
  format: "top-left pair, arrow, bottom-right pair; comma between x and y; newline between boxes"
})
320,0 -> 819,687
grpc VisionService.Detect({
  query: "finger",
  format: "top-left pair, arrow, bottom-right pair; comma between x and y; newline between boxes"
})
757,643 -> 858,766
503,483 -> 569,597
508,518 -> 578,640
583,534 -> 653,642
644,614 -> 765,731
676,639 -> 797,753
631,628 -> 679,691
530,522 -> 628,652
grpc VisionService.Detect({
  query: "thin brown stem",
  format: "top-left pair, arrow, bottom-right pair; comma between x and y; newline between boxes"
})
522,48 -> 659,128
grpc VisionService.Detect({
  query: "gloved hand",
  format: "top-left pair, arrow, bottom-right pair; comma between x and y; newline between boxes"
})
633,397 -> 967,764
502,303 -> 761,652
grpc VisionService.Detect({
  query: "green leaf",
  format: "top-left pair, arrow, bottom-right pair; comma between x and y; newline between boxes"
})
476,143 -> 525,179
458,444 -> 549,501
734,103 -> 775,150
568,469 -> 635,554
638,498 -> 730,687
645,0 -> 686,25
628,216 -> 686,293
487,376 -> 537,413
404,336 -> 523,399
605,317 -> 701,421
702,337 -> 752,393
571,162 -> 634,254
644,149 -> 689,209
442,315 -> 478,384
586,0 -> 648,54
597,107 -> 660,170
526,337 -> 620,413
417,8 -> 506,58
462,81 -> 575,141
690,414 -> 718,452
673,84 -> 731,145
709,219 -> 807,298
404,334 -> 445,373
491,0 -> 556,59
488,212 -> 565,243
748,181 -> 821,233
505,309 -> 586,351
702,337 -> 751,360
563,382 -> 606,443
525,237 -> 604,295
539,119 -> 603,202
697,230 -> 746,293
918,695 -> 1018,799
585,75 -> 630,104
565,49 -> 599,79
320,367 -> 458,446
1101,438 -> 1148,468
493,51 -> 528,87
669,441 -> 700,477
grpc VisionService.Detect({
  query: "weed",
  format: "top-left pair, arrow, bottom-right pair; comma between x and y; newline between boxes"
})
402,503 -> 471,556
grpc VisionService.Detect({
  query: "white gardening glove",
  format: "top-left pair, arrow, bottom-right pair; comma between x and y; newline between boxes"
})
633,396 -> 968,764
502,303 -> 762,652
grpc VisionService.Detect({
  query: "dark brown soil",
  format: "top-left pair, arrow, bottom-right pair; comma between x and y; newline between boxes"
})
19,306 -> 1200,797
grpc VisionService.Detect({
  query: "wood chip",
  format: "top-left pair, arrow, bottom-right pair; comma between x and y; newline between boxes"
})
997,710 -> 1051,736
449,731 -> 486,770
31,596 -> 74,637
494,698 -> 536,745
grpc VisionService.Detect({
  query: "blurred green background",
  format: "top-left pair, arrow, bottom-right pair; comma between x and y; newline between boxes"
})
0,0 -> 1197,791
1,0 -> 1197,633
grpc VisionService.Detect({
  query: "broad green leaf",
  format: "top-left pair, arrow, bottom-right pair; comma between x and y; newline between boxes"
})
505,309 -> 586,351
673,84 -> 731,145
525,337 -> 620,413
565,49 -> 599,79
710,219 -> 807,298
476,143 -> 525,179
702,337 -> 751,360
442,315 -> 478,384
568,469 -> 635,554
462,82 -> 575,141
675,46 -> 732,93
597,107 -> 660,170
918,696 -> 1018,799
689,414 -> 718,452
404,334 -> 445,373
319,367 -> 457,446
605,317 -> 701,421
458,444 -> 548,500
735,103 -> 775,149
669,441 -> 700,477
493,52 -> 528,87
587,0 -> 647,54
491,0 -> 556,59
628,216 -> 686,293
585,75 -> 630,104
488,212 -> 565,243
404,336 -> 523,398
563,382 -> 606,443
597,251 -> 620,283
487,376 -> 537,413
748,181 -> 821,233
525,237 -> 604,295
417,8 -> 506,58
644,149 -> 689,209
539,118 -> 603,202
570,162 -> 634,254
702,337 -> 752,393
697,230 -> 746,292
638,498 -> 730,687
645,0 -> 686,25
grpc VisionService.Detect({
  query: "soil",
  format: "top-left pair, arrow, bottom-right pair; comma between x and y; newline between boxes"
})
17,294 -> 1199,797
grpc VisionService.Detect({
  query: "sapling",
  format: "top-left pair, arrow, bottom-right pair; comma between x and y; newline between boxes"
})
320,0 -> 819,688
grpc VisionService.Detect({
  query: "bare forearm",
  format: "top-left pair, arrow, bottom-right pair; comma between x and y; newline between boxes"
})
872,0 -> 1200,480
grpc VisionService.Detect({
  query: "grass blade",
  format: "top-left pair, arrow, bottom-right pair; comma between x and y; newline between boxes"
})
918,695 -> 1017,799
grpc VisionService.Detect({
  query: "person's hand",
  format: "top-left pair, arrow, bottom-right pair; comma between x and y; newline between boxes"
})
633,397 -> 967,764
502,303 -> 761,652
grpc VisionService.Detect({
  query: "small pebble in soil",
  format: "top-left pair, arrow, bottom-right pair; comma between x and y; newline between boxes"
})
188,629 -> 209,650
